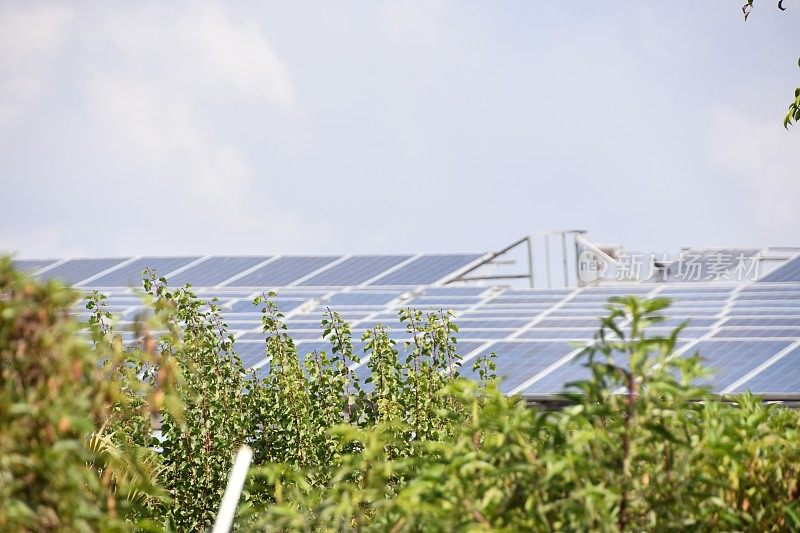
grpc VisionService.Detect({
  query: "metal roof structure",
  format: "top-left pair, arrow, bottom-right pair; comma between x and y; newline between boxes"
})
12,233 -> 800,404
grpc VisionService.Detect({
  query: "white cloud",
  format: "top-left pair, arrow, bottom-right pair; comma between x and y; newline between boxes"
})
0,3 -> 73,137
709,109 -> 800,243
381,0 -> 450,49
0,1 -> 331,256
88,2 -> 295,110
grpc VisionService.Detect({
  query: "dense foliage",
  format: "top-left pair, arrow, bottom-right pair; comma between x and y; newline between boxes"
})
3,259 -> 800,531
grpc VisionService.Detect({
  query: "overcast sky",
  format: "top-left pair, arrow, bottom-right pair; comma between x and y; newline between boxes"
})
1,1 -> 798,258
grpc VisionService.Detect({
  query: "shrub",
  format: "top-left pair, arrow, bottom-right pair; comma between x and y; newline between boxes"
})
3,260 -> 800,531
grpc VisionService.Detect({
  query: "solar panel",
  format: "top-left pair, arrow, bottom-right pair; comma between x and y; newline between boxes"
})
169,256 -> 270,286
299,255 -> 411,286
502,289 -> 571,296
723,317 -> 800,327
462,309 -> 549,318
89,257 -> 201,287
457,319 -> 530,328
489,295 -> 567,304
327,292 -> 401,306
229,298 -> 307,314
522,353 -> 590,394
581,286 -> 653,295
423,286 -> 490,296
227,256 -> 340,286
687,340 -> 792,391
236,342 -> 268,368
536,318 -> 600,328
40,258 -> 129,285
17,246 -> 800,401
660,287 -> 734,295
759,255 -> 800,283
728,308 -> 800,316
13,259 -> 57,273
742,285 -> 800,292
405,296 -> 484,306
456,329 -> 515,339
458,341 -> 575,394
736,292 -> 800,301
732,345 -> 800,394
518,329 -> 594,340
369,254 -> 482,286
712,328 -> 800,339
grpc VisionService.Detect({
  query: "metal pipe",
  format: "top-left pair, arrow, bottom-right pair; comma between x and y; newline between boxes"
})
526,236 -> 535,288
544,234 -> 551,288
212,446 -> 253,533
561,232 -> 569,288
574,233 -> 583,288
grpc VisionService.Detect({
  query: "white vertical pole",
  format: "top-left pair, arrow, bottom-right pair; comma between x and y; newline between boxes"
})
212,446 -> 253,533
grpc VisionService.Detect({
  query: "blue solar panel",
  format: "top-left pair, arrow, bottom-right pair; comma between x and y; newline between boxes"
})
536,318 -> 599,328
229,298 -> 307,314
733,300 -> 800,309
660,287 -> 734,295
13,259 -> 57,273
732,345 -> 800,394
300,255 -> 411,286
327,292 -> 401,306
523,352 -> 590,394
571,292 -> 649,302
742,285 -> 800,292
728,308 -> 800,316
236,342 -> 268,368
169,256 -> 271,286
354,320 -> 405,331
228,256 -> 339,286
461,310 -> 546,318
489,295 -> 566,304
688,340 -> 792,391
759,256 -> 800,282
89,257 -> 201,287
712,328 -> 800,339
238,330 -> 322,341
502,289 -> 571,296
548,309 -> 610,317
518,329 -> 594,340
369,254 -> 482,286
724,317 -> 800,327
40,258 -> 129,285
643,317 -> 715,328
457,329 -> 514,339
423,286 -> 490,296
456,318 -> 529,328
406,296 -> 483,306
661,308 -> 721,317
736,293 -> 800,301
458,341 -> 574,393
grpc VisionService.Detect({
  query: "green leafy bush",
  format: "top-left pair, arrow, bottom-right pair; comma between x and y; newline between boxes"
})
3,260 -> 800,531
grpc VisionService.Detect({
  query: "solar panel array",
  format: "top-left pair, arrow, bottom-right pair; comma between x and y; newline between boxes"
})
13,253 -> 800,400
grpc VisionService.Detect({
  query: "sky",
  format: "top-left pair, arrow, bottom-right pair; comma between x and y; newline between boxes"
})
1,1 -> 798,259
